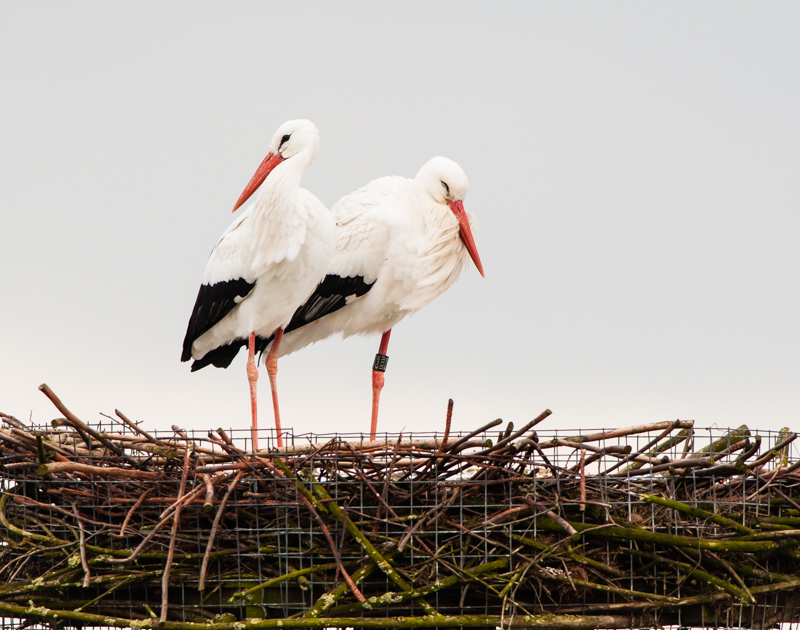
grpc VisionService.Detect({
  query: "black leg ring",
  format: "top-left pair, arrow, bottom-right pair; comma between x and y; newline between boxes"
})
373,353 -> 389,372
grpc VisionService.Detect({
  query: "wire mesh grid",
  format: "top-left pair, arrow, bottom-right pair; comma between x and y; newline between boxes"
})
1,415 -> 800,629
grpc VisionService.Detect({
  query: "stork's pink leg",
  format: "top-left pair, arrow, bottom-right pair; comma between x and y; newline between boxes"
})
370,330 -> 392,441
246,332 -> 259,451
265,328 -> 285,447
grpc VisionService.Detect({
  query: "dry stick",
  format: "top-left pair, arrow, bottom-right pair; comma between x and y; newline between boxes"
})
510,533 -> 624,577
12,494 -> 110,529
116,488 -> 155,537
160,444 -> 192,624
775,427 -> 792,468
198,470 -> 243,591
397,487 -> 462,552
472,410 -> 552,457
195,460 -> 275,474
693,425 -> 751,457
484,503 -> 532,525
440,398 -> 454,452
157,484 -> 206,521
572,445 -> 645,466
34,434 -> 46,465
685,548 -> 756,605
200,474 -> 215,513
0,599 -> 652,629
51,418 -> 94,451
0,493 -> 62,545
604,421 -> 683,475
560,441 -> 631,457
579,449 -> 586,511
641,495 -> 754,536
748,432 -> 798,470
524,497 -> 577,536
566,447 -> 608,475
619,430 -> 691,474
216,428 -> 234,446
298,494 -> 366,604
442,417 -> 503,455
537,419 -> 695,449
0,430 -> 37,453
707,437 -> 750,463
269,437 -> 485,456
0,412 -> 26,429
732,436 -> 762,466
74,575 -> 137,613
39,461 -> 160,480
445,518 -> 515,556
606,456 -> 715,478
9,427 -> 73,460
535,515 -> 795,553
291,437 -> 339,470
532,566 -> 675,603
377,432 -> 404,521
335,499 -> 349,584
629,548 -> 754,604
115,409 -> 173,450
231,561 -> 344,604
71,503 -> 91,587
38,384 -> 139,467
771,486 -> 800,513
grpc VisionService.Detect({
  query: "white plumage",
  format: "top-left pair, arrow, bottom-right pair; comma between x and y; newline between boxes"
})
182,119 -> 334,448
258,156 -> 484,438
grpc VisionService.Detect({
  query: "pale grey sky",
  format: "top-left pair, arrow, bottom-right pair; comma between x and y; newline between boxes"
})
1,2 -> 798,440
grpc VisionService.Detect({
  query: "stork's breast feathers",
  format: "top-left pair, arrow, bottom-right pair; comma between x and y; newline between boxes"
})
251,213 -> 308,271
396,212 -> 476,311
248,188 -> 326,272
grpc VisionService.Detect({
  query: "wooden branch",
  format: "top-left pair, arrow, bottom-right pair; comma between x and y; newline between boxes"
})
38,384 -> 139,467
199,470 -> 242,591
160,443 -> 192,623
38,461 -> 160,480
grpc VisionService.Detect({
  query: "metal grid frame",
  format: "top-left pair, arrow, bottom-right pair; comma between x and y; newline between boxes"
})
0,420 -> 799,629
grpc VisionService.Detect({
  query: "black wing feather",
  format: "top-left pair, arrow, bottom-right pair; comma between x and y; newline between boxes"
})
190,340 -> 246,371
181,278 -> 255,363
256,274 -> 374,353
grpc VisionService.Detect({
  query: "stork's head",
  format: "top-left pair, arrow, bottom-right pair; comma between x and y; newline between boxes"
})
416,157 -> 485,277
232,119 -> 320,212
268,119 -> 320,161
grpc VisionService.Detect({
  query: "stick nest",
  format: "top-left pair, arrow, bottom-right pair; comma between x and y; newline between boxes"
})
1,388 -> 800,629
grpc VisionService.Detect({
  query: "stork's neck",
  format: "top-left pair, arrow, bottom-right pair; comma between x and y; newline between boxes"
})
414,189 -> 459,237
416,191 -> 466,264
253,151 -> 313,215
399,188 -> 472,312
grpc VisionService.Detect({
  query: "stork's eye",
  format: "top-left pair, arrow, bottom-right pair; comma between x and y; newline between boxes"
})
440,180 -> 450,194
280,134 -> 291,146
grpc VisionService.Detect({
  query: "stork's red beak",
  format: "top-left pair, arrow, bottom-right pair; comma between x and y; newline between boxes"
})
448,199 -> 485,277
232,152 -> 286,212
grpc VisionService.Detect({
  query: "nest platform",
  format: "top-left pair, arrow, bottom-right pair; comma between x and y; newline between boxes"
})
2,389 -> 800,629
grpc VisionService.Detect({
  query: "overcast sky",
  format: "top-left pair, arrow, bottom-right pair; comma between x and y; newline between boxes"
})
1,2 -> 798,444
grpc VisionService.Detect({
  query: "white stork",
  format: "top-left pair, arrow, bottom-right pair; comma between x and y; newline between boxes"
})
254,156 -> 484,439
181,119 -> 335,449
